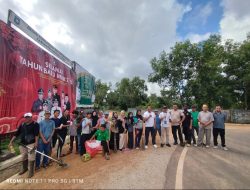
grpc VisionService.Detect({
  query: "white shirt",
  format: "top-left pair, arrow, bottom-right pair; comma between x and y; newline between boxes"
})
143,111 -> 155,127
159,111 -> 171,127
82,118 -> 92,134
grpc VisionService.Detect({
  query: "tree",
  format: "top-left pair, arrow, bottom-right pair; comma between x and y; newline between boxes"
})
94,80 -> 110,108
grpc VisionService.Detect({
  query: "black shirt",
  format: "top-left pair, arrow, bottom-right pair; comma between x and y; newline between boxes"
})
59,115 -> 69,135
182,111 -> 192,127
15,121 -> 39,145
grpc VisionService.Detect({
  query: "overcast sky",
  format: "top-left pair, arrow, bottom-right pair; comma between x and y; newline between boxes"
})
0,0 -> 250,95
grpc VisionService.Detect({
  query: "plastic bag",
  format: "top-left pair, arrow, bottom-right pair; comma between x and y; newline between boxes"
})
85,140 -> 102,158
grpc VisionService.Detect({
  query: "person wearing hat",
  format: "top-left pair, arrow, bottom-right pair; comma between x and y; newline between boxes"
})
46,89 -> 53,112
159,106 -> 171,147
31,88 -> 45,114
50,99 -> 62,118
37,100 -> 49,123
9,113 -> 39,178
36,111 -> 55,169
52,85 -> 61,107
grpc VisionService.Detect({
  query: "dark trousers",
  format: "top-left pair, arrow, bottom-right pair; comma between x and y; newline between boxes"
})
191,126 -> 199,144
156,127 -> 161,137
183,126 -> 192,144
80,134 -> 90,156
135,129 -> 143,147
127,132 -> 134,149
101,140 -> 109,154
57,133 -> 66,159
36,142 -> 50,167
145,127 -> 156,145
109,132 -> 119,150
52,132 -> 58,148
213,128 -> 226,147
69,136 -> 78,152
172,125 -> 183,144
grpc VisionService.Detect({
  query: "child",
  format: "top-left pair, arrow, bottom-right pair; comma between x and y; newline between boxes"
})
90,124 -> 110,160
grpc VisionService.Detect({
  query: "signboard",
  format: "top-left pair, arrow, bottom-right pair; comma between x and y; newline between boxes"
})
7,9 -> 73,68
0,20 -> 77,134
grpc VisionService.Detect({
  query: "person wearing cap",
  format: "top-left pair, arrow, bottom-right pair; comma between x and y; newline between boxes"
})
90,124 -> 110,160
154,110 -> 161,141
52,85 -> 61,107
80,112 -> 92,156
9,113 -> 39,178
50,99 -> 62,118
37,100 -> 49,123
46,89 -> 53,112
191,105 -> 199,146
68,110 -> 79,154
36,111 -> 55,169
31,88 -> 45,114
159,106 -> 171,147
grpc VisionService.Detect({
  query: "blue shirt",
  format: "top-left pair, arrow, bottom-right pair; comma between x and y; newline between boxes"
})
39,119 -> 55,141
213,112 -> 227,129
156,115 -> 161,129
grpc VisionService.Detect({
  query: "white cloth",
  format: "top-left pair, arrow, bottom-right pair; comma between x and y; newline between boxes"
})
143,111 -> 155,127
82,118 -> 92,134
170,110 -> 184,126
119,133 -> 126,149
159,112 -> 171,127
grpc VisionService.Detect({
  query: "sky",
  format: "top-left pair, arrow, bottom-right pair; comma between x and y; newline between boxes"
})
0,0 -> 250,95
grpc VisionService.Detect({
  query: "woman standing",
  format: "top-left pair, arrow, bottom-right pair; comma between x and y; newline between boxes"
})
135,110 -> 144,149
109,112 -> 119,152
126,112 -> 134,149
117,110 -> 126,151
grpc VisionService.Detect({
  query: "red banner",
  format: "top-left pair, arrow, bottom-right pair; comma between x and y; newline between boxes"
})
0,21 -> 76,134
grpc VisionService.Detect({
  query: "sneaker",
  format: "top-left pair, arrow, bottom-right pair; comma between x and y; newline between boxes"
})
187,144 -> 191,147
193,144 -> 197,147
206,145 -> 210,148
166,144 -> 171,147
153,144 -> 158,148
213,146 -> 218,149
223,147 -> 228,151
136,147 -> 139,150
173,142 -> 178,145
145,145 -> 148,149
160,144 -> 164,148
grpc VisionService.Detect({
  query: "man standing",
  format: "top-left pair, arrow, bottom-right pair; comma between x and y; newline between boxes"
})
170,104 -> 185,146
182,105 -> 192,147
191,105 -> 199,146
9,113 -> 39,178
68,110 -> 79,154
80,112 -> 92,156
159,106 -> 171,147
36,111 -> 55,169
197,104 -> 214,148
155,110 -> 161,139
213,105 -> 228,150
143,106 -> 157,149
31,88 -> 45,114
51,110 -> 62,157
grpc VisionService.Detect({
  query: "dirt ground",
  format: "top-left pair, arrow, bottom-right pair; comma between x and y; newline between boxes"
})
1,123 -> 249,189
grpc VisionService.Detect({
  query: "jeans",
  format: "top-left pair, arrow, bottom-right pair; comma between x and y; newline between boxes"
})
213,128 -> 226,147
69,136 -> 78,152
171,125 -> 184,144
80,134 -> 90,156
135,129 -> 143,147
197,127 -> 211,146
36,142 -> 51,167
145,127 -> 156,145
191,126 -> 199,144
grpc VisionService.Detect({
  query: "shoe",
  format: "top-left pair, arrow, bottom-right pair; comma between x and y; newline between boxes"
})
223,147 -> 228,151
153,144 -> 158,148
180,143 -> 185,147
166,144 -> 171,147
187,144 -> 191,147
145,145 -> 148,149
19,160 -> 28,175
194,144 -> 197,147
42,164 -> 48,169
160,144 -> 164,148
213,146 -> 218,149
35,166 -> 40,171
136,147 -> 139,150
173,142 -> 178,145
105,153 -> 110,160
28,161 -> 35,178
206,145 -> 210,148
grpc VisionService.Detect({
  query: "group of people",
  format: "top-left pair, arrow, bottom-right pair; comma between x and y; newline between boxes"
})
9,103 -> 227,178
